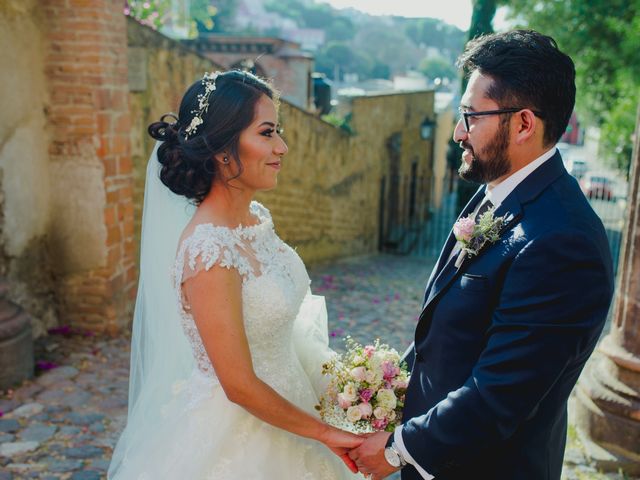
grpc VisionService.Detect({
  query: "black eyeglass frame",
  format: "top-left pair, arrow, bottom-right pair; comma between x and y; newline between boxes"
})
458,107 -> 544,132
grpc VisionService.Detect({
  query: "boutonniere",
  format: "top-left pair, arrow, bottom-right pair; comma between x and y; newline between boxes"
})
453,208 -> 506,268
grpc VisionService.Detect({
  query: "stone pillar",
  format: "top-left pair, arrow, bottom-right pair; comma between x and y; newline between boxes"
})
0,279 -> 33,389
42,0 -> 136,334
574,105 -> 640,474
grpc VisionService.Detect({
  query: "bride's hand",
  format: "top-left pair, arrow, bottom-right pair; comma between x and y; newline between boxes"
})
321,426 -> 364,474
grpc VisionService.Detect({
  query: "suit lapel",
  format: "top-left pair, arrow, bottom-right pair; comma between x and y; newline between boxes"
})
422,186 -> 485,304
417,151 -> 568,329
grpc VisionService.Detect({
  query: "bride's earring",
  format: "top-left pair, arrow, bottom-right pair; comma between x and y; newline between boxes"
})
222,156 -> 230,164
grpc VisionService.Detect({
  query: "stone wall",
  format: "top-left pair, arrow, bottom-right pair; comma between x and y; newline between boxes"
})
1,5 -> 435,335
0,1 -> 57,336
127,19 -> 224,262
1,1 -> 139,335
43,0 -> 136,335
128,20 -> 435,267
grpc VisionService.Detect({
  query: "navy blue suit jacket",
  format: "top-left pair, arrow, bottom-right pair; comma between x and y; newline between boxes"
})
400,153 -> 614,480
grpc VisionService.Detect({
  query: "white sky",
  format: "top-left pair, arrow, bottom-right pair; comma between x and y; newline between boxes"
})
317,0 -> 511,31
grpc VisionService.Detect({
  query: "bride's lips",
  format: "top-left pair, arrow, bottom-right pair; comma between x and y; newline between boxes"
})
266,161 -> 281,171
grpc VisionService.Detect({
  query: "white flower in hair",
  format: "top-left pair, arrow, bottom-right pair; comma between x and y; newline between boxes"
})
184,71 -> 221,139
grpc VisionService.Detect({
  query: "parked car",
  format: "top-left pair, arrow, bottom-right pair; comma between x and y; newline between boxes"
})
581,174 -> 615,201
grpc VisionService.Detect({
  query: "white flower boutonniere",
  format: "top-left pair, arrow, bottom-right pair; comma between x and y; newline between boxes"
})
453,208 -> 506,268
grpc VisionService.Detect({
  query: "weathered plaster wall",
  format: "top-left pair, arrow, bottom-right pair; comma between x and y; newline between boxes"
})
0,0 -> 57,336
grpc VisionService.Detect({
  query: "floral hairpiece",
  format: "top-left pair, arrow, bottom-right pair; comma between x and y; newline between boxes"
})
184,71 -> 221,139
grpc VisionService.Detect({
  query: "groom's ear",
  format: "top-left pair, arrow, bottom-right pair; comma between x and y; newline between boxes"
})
513,109 -> 539,145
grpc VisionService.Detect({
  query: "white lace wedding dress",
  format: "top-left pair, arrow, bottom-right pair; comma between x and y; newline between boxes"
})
112,201 -> 353,479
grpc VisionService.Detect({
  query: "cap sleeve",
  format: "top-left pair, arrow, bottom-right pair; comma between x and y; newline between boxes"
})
175,225 -> 256,289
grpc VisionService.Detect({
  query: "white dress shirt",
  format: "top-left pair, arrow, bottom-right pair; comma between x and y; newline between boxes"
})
446,146 -> 558,264
393,146 -> 557,479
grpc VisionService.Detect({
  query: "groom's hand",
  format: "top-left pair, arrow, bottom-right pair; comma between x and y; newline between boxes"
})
348,431 -> 398,480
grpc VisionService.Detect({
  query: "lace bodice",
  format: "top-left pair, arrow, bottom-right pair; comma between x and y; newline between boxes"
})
172,201 -> 311,396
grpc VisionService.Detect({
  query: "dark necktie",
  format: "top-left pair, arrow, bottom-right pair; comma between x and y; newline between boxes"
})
475,198 -> 494,220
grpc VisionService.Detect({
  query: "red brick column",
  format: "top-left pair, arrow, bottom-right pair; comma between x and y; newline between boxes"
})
43,0 -> 136,334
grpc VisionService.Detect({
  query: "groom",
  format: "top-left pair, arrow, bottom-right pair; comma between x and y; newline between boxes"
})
349,30 -> 614,479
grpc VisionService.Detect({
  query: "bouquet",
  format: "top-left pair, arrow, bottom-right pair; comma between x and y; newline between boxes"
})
317,338 -> 409,433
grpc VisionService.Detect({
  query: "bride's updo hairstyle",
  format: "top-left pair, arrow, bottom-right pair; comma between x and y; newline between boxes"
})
148,70 -> 277,204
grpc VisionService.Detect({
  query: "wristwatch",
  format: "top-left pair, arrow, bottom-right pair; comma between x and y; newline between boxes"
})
384,441 -> 407,468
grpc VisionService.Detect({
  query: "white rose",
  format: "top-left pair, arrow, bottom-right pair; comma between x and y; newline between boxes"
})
388,409 -> 397,422
350,366 -> 367,382
373,406 -> 387,419
370,353 -> 384,371
358,402 -> 373,418
343,383 -> 358,402
365,369 -> 382,385
346,405 -> 363,423
376,389 -> 397,410
337,393 -> 352,409
352,355 -> 366,366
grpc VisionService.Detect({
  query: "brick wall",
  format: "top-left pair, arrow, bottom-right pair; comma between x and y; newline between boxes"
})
43,0 -> 136,333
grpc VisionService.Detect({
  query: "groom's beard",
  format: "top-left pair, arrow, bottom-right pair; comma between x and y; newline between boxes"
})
458,121 -> 511,184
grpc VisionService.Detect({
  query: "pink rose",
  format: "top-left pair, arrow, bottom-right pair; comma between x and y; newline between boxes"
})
453,217 -> 475,243
363,345 -> 376,358
392,378 -> 408,390
372,418 -> 388,430
350,366 -> 367,382
337,393 -> 352,409
359,388 -> 373,403
358,402 -> 373,418
382,361 -> 400,380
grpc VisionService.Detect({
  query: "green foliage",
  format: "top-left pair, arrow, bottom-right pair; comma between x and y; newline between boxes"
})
321,113 -> 354,134
195,0 -> 236,34
351,25 -> 421,77
399,17 -> 466,66
315,41 -> 375,81
501,0 -> 640,176
125,0 -> 171,30
420,56 -> 458,81
125,0 -> 231,37
461,0 -> 499,92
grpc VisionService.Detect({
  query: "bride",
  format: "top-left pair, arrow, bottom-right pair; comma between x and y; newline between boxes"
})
108,70 -> 362,479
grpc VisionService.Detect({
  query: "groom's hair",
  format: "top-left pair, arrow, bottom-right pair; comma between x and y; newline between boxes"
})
457,29 -> 575,147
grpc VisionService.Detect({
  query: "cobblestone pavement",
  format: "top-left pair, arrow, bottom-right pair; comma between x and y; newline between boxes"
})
0,254 -> 634,479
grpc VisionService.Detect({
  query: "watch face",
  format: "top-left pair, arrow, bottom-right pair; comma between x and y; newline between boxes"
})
384,447 -> 401,468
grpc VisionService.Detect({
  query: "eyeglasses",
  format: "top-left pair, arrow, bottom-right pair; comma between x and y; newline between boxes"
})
458,107 -> 544,132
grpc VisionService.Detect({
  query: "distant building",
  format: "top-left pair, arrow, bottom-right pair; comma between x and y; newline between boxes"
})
184,36 -> 314,110
393,72 -> 429,91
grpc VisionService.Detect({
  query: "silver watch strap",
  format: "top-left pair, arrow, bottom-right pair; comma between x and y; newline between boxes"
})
390,442 -> 408,467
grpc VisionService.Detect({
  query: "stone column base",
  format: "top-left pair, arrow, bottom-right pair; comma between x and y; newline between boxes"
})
573,335 -> 640,475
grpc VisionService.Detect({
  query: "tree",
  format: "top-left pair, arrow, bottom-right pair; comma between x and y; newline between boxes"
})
468,0 -> 498,40
501,0 -> 640,175
420,56 -> 458,82
196,0 -> 236,34
457,0 -> 499,207
125,0 -> 234,36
